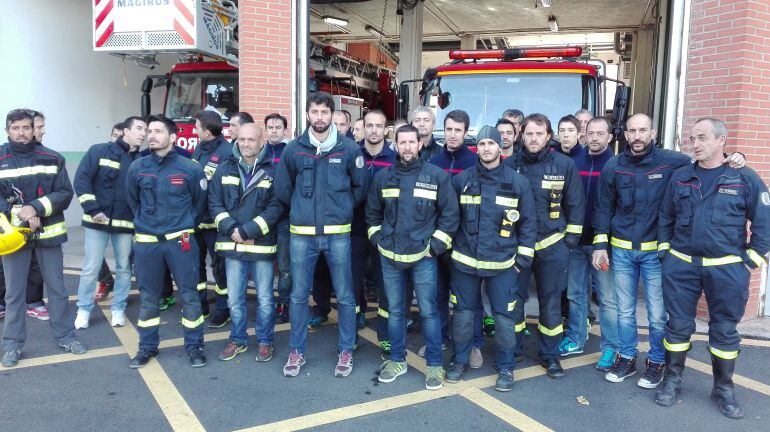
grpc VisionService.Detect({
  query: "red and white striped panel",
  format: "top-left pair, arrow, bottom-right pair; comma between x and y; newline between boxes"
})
173,0 -> 195,45
93,0 -> 115,48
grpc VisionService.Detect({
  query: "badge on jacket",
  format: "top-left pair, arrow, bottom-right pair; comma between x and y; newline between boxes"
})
505,209 -> 520,222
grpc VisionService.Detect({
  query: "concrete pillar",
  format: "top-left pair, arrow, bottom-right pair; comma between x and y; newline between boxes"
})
460,34 -> 476,50
629,29 -> 656,116
398,2 -> 424,117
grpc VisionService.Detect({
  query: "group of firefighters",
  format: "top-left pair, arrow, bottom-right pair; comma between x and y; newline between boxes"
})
1,90 -> 767,419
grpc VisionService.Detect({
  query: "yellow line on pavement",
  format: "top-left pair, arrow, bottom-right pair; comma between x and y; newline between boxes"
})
9,346 -> 126,370
685,358 -> 770,396
101,306 -> 206,432
461,387 -> 555,432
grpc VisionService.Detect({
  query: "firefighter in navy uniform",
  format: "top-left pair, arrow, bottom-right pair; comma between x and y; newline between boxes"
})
446,126 -> 536,391
192,110 -> 233,326
504,113 -> 585,379
127,115 -> 208,369
654,118 -> 770,419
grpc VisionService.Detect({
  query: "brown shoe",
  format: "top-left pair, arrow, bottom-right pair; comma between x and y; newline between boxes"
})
218,342 -> 247,361
255,344 -> 274,362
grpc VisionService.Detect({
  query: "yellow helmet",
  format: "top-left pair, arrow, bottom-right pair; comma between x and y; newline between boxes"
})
0,213 -> 31,255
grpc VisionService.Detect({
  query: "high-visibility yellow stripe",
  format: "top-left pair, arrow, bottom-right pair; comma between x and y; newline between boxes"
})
450,294 -> 457,304
134,233 -> 159,243
413,188 -> 437,200
137,317 -> 160,327
451,250 -> 516,270
640,241 -> 658,251
78,194 -> 97,204
257,179 -> 271,188
611,237 -> 658,251
432,230 -> 452,249
324,224 -> 351,234
593,234 -> 608,244
709,346 -> 739,360
541,180 -> 565,189
82,214 -> 108,225
495,196 -> 518,207
0,165 -> 58,179
460,195 -> 481,205
382,188 -> 400,198
254,216 -> 269,236
517,246 -> 534,257
565,224 -> 582,234
747,248 -> 766,267
196,282 -> 207,291
38,222 -> 67,240
112,219 -> 134,229
213,284 -> 228,295
377,308 -> 389,318
538,323 -> 563,336
355,305 -> 361,314
38,196 -> 53,217
290,225 -> 316,235
181,315 -> 204,329
221,176 -> 240,186
214,212 -> 231,227
367,225 -> 381,239
664,339 -> 691,352
515,321 -> 526,332
670,249 -> 743,266
550,202 -> 560,208
198,222 -> 216,230
165,229 -> 194,240
214,241 -> 277,254
535,232 -> 564,250
658,242 -> 671,252
549,211 -> 560,218
378,244 -> 430,263
98,158 -> 120,170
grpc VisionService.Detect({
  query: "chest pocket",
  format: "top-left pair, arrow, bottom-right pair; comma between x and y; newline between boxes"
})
255,176 -> 273,206
712,184 -> 746,226
460,181 -> 480,234
673,185 -> 693,227
298,160 -> 315,198
326,156 -> 350,192
382,176 -> 400,224
138,175 -> 157,214
495,185 -> 519,238
168,174 -> 189,200
413,174 -> 437,222
617,174 -> 636,213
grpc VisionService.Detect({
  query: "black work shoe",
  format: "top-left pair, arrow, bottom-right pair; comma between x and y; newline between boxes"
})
445,361 -> 468,383
276,303 -> 290,324
208,312 -> 231,328
188,347 -> 207,368
129,349 -> 159,369
495,369 -> 515,392
638,359 -> 666,389
655,349 -> 688,407
605,356 -> 637,383
541,358 -> 565,379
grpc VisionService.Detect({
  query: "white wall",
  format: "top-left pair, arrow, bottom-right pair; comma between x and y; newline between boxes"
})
0,0 -> 177,152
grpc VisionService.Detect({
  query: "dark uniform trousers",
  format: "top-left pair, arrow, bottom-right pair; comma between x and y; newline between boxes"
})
514,241 -> 569,360
451,266 -> 520,371
662,255 -> 749,353
135,237 -> 204,353
195,229 -> 228,316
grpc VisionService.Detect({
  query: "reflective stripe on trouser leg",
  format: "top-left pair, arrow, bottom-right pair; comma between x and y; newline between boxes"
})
134,241 -> 166,351
533,242 -> 569,360
513,265 -> 532,356
662,254 -> 702,352
449,265 -> 482,366
164,239 -> 204,351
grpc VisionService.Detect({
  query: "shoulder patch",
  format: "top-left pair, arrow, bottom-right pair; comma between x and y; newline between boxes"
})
762,191 -> 770,206
200,178 -> 208,191
355,155 -> 364,169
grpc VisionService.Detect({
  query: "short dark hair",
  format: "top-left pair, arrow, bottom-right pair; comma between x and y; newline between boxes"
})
495,118 -> 516,129
5,109 -> 34,129
31,110 -> 45,120
444,110 -> 470,133
341,109 -> 352,122
364,109 -> 386,122
194,110 -> 224,136
306,92 -> 335,112
264,113 -> 287,128
146,114 -> 178,135
502,109 -> 524,121
112,122 -> 125,131
587,116 -> 613,135
394,124 -> 420,142
557,115 -> 581,131
122,116 -> 146,131
521,113 -> 553,136
231,112 -> 254,126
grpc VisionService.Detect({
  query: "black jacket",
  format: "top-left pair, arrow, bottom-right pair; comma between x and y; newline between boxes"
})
192,134 -> 233,229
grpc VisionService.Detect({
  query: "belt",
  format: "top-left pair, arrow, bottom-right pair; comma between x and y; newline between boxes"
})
669,249 -> 743,267
134,229 -> 194,243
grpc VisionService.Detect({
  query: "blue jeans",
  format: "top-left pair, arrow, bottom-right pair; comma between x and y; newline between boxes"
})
275,220 -> 291,304
380,256 -> 443,366
225,258 -> 275,345
289,234 -> 356,353
612,248 -> 665,363
76,228 -> 132,312
566,246 -> 618,351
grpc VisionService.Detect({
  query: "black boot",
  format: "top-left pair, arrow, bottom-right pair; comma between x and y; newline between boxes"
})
710,353 -> 743,419
654,349 -> 688,407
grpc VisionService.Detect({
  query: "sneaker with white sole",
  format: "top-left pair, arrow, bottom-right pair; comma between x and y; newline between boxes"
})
283,349 -> 305,377
74,310 -> 90,329
378,360 -> 407,383
27,305 -> 49,321
334,350 -> 353,377
111,310 -> 126,327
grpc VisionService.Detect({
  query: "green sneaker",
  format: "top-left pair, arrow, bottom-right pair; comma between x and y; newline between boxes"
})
159,296 -> 176,311
425,366 -> 445,390
378,360 -> 407,383
379,340 -> 391,360
483,316 -> 495,336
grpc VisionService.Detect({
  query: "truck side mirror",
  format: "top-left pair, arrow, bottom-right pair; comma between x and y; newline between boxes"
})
141,77 -> 153,118
611,85 -> 631,139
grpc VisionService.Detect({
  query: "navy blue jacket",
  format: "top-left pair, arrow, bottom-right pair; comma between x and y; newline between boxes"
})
451,160 -> 537,276
659,163 -> 770,268
265,141 -> 286,168
209,148 -> 284,261
554,143 -> 586,159
366,157 -> 459,268
429,144 -> 477,177
0,142 -> 73,247
74,139 -> 139,233
126,151 -> 207,237
504,146 -> 585,252
273,128 -> 368,235
593,144 -> 690,252
573,147 -> 613,245
419,135 -> 443,162
192,134 -> 233,230
352,143 -> 396,238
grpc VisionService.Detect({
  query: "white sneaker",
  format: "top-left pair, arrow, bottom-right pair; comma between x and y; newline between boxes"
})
111,310 -> 126,327
74,310 -> 90,329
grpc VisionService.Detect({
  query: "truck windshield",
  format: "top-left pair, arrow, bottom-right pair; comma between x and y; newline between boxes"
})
423,72 -> 594,136
166,72 -> 239,121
